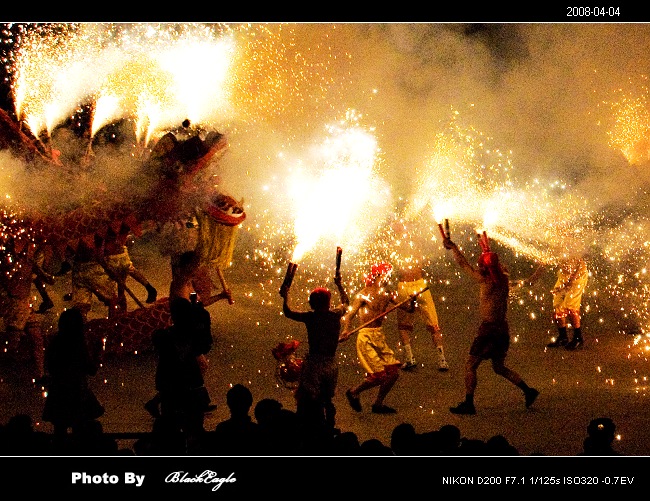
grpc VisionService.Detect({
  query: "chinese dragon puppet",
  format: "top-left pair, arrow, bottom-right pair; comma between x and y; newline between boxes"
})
0,108 -> 246,358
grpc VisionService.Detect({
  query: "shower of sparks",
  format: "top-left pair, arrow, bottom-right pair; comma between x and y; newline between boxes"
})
289,111 -> 388,260
3,23 -> 352,149
0,22 -> 354,287
604,74 -> 650,165
230,24 -> 352,134
6,23 -> 239,146
598,75 -> 650,360
401,108 -> 597,263
250,110 -> 394,297
372,105 -> 650,371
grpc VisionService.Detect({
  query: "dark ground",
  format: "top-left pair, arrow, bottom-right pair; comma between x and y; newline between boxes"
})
2,239 -> 650,459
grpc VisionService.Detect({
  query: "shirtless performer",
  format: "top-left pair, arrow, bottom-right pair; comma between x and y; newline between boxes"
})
442,233 -> 539,415
104,221 -> 157,311
280,271 -> 350,433
391,220 -> 448,371
169,250 -> 232,307
340,262 -> 411,414
396,264 -> 449,371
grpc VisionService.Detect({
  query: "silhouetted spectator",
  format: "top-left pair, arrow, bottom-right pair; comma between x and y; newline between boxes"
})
330,431 -> 361,456
438,424 -> 462,455
486,434 -> 519,455
254,398 -> 283,426
254,398 -> 284,454
263,408 -> 303,455
360,438 -> 393,455
458,437 -> 489,455
42,307 -> 104,442
0,413 -> 51,455
152,297 -> 209,441
145,276 -> 217,419
299,421 -> 337,455
390,422 -> 418,456
579,417 -> 620,455
417,430 -> 443,455
205,383 -> 261,455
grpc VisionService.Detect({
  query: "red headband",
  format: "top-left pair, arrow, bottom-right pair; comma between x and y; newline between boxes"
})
478,252 -> 498,268
365,262 -> 393,286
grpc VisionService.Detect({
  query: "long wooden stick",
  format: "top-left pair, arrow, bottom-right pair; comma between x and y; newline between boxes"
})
98,258 -> 145,309
216,267 -> 234,304
123,281 -> 146,309
344,286 -> 429,336
122,284 -> 144,308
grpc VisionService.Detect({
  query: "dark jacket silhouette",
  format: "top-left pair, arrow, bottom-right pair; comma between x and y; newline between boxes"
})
42,307 -> 104,436
207,384 -> 261,455
152,297 -> 210,434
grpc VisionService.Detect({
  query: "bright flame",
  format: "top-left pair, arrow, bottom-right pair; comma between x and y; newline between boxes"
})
9,23 -> 238,144
288,112 -> 391,262
91,94 -> 121,138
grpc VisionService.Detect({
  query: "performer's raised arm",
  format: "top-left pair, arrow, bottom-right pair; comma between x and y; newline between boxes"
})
333,273 -> 350,309
442,236 -> 483,281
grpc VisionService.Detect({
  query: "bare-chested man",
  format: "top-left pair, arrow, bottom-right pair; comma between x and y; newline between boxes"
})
169,250 -> 232,307
396,264 -> 449,371
104,221 -> 157,309
339,262 -> 409,414
280,270 -> 349,433
442,233 -> 539,415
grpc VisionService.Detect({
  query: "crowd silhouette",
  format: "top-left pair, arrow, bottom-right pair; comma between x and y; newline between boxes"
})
0,400 -> 619,456
0,263 -> 622,457
0,294 -> 621,458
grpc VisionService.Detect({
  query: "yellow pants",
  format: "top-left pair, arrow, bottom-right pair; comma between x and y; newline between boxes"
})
396,278 -> 439,329
553,261 -> 588,318
356,327 -> 400,375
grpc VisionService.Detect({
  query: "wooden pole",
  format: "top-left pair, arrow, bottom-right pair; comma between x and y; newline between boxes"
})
216,267 -> 234,304
336,246 -> 342,277
98,258 -> 145,309
344,286 -> 429,336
